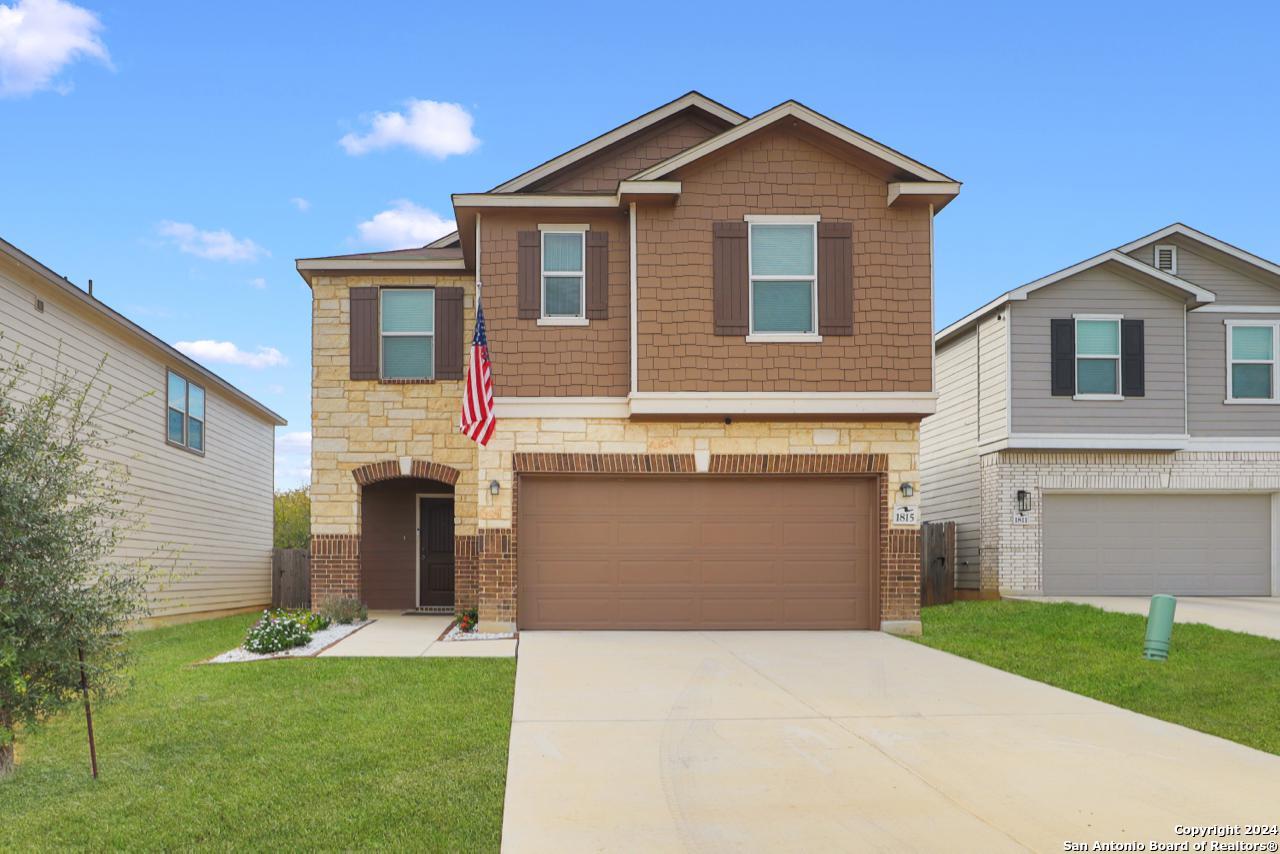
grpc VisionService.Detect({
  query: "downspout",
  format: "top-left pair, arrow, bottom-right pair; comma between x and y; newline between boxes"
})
629,201 -> 638,396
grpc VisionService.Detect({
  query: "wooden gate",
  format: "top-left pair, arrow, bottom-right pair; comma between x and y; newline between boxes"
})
920,521 -> 956,606
272,548 -> 311,609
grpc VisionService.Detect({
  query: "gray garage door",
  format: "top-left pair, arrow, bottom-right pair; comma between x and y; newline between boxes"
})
1043,493 -> 1272,596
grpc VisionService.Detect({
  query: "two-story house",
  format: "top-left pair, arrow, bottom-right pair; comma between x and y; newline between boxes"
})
297,92 -> 960,632
1,235 -> 284,621
922,224 -> 1280,598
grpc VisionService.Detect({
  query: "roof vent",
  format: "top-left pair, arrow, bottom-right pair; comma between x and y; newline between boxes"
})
1154,244 -> 1177,274
35,297 -> 45,313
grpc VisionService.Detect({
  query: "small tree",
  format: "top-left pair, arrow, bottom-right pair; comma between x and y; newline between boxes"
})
0,347 -> 152,778
273,487 -> 311,550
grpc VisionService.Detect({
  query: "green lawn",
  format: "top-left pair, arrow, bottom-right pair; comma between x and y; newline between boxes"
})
915,600 -> 1280,755
0,614 -> 516,851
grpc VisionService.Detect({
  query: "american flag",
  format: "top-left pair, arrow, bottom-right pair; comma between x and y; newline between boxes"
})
460,290 -> 496,445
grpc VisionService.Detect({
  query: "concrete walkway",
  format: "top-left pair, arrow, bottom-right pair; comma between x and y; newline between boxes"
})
318,612 -> 516,657
503,631 -> 1280,853
1026,596 -> 1280,640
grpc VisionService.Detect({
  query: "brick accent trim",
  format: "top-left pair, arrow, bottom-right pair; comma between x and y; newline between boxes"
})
709,453 -> 887,474
310,534 -> 360,607
351,459 -> 461,486
513,453 -> 696,474
455,534 -> 480,611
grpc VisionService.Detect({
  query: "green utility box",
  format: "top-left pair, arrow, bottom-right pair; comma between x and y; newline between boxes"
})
1143,594 -> 1177,661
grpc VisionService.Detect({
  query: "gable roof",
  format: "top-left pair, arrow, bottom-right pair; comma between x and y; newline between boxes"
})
0,236 -> 286,426
489,91 -> 745,193
935,248 -> 1217,347
1117,223 -> 1280,282
631,100 -> 955,184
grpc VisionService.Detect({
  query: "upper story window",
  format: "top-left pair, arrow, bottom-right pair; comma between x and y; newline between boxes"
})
1075,316 -> 1121,398
381,288 -> 435,380
1227,320 -> 1278,403
541,229 -> 585,322
748,216 -> 818,339
166,370 -> 205,454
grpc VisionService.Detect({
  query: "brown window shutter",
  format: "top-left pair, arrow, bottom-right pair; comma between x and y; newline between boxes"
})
435,287 -> 464,380
585,230 -> 609,319
349,287 -> 379,380
712,221 -> 748,336
518,230 -> 541,319
817,221 -> 854,336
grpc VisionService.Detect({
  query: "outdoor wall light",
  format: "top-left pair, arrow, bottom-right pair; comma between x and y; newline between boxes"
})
1016,490 -> 1031,513
899,482 -> 914,498
489,479 -> 501,496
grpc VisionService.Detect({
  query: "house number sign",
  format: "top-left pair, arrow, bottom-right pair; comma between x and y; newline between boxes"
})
892,505 -> 918,525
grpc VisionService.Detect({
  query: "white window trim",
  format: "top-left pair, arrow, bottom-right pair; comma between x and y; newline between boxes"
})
1153,243 -> 1178,274
1073,314 -> 1123,400
1224,319 -> 1280,405
540,228 -> 587,322
379,288 -> 436,381
747,217 -> 820,340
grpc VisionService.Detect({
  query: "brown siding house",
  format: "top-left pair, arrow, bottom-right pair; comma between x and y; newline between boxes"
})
299,92 -> 960,633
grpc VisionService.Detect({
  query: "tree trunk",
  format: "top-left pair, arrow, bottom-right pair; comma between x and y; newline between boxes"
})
0,709 -> 13,778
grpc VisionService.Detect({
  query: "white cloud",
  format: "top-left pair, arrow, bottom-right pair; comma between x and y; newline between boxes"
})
340,99 -> 479,158
290,197 -> 310,212
248,277 -> 266,289
0,0 -> 110,97
174,339 -> 287,369
355,200 -> 455,250
157,221 -> 268,263
274,431 -> 311,489
267,383 -> 284,395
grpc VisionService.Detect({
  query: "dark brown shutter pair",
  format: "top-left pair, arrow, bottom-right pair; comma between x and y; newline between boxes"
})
348,286 -> 464,381
517,230 -> 608,319
1048,318 -> 1144,397
712,220 -> 854,336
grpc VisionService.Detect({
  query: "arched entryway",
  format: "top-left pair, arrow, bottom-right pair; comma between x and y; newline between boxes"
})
360,476 -> 455,612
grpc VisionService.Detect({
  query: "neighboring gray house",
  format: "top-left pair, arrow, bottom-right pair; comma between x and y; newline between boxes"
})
0,236 -> 286,621
922,224 -> 1280,597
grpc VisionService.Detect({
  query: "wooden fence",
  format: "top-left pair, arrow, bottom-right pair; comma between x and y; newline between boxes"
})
272,548 -> 310,609
920,521 -> 956,606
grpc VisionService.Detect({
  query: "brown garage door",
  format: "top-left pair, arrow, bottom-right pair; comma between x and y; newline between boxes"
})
518,476 -> 877,630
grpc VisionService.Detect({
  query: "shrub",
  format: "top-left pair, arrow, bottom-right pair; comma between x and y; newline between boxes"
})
455,608 -> 479,633
243,612 -> 312,654
266,608 -> 329,633
319,597 -> 367,625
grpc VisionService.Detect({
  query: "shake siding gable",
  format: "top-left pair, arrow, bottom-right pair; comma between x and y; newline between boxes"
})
637,126 -> 932,393
0,257 -> 275,618
1009,268 -> 1186,435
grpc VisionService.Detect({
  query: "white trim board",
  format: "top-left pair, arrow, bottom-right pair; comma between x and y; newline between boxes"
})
495,392 -> 939,419
935,250 -> 1216,346
630,100 -> 955,184
1005,433 -> 1190,450
489,92 -> 745,193
1117,223 -> 1280,282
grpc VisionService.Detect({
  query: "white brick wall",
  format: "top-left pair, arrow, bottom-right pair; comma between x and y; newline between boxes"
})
979,450 -> 1280,593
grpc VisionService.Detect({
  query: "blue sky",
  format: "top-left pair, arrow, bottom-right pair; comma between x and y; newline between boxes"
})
3,0 -> 1277,488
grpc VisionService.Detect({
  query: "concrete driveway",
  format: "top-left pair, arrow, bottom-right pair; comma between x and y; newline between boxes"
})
1028,596 -> 1280,640
503,631 -> 1280,853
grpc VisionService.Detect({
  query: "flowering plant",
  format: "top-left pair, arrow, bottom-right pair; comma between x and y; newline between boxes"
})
243,611 -> 312,654
455,609 -> 479,633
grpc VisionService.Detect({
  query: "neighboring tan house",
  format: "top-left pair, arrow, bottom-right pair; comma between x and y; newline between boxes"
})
298,92 -> 960,632
0,236 -> 285,620
922,224 -> 1280,598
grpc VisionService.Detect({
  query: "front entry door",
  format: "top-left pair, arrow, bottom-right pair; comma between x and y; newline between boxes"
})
418,497 -> 456,608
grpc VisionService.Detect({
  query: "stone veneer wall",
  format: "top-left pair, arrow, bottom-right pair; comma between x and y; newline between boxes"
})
310,276 -> 924,622
310,274 -> 479,606
979,449 -> 1280,593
